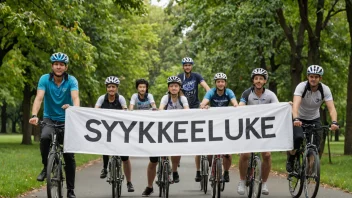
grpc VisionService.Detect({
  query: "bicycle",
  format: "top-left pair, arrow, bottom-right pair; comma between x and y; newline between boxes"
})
288,124 -> 329,198
41,121 -> 65,198
245,152 -> 262,198
210,154 -> 225,198
156,156 -> 172,198
200,155 -> 210,194
108,156 -> 124,198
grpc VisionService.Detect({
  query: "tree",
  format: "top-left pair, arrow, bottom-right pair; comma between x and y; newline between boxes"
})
345,0 -> 352,155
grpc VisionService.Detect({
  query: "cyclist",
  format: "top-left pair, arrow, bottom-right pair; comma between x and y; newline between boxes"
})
177,57 -> 211,182
29,52 -> 79,198
199,72 -> 238,183
95,76 -> 134,192
129,78 -> 157,110
142,76 -> 189,196
286,65 -> 339,172
237,68 -> 279,196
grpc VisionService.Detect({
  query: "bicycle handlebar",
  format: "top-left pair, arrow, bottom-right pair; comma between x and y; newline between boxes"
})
39,121 -> 65,128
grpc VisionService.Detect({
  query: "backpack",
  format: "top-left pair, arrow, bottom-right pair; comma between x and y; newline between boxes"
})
164,94 -> 184,110
101,93 -> 122,109
301,82 -> 324,100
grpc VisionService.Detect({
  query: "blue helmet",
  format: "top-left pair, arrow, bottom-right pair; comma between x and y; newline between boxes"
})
50,52 -> 69,64
182,57 -> 194,65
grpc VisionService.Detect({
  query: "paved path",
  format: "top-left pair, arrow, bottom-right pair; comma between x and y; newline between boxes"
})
23,156 -> 352,198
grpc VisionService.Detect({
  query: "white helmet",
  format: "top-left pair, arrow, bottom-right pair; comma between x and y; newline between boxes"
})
167,76 -> 182,85
307,65 -> 324,76
182,57 -> 194,65
251,68 -> 268,80
214,72 -> 227,81
105,76 -> 120,85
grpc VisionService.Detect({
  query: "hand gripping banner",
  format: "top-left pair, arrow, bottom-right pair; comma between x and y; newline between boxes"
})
64,103 -> 293,156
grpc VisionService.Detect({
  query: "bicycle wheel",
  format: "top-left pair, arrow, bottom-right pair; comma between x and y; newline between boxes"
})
157,160 -> 163,197
115,159 -> 123,198
211,162 -> 216,198
246,158 -> 253,198
252,156 -> 262,198
203,158 -> 209,194
288,152 -> 304,198
47,153 -> 63,198
216,159 -> 222,198
200,157 -> 204,191
162,162 -> 170,198
303,149 -> 320,198
111,158 -> 117,198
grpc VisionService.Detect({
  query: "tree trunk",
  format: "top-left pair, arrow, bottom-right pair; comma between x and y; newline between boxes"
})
12,119 -> 16,133
1,101 -> 7,133
344,0 -> 352,155
318,107 -> 329,158
21,83 -> 32,145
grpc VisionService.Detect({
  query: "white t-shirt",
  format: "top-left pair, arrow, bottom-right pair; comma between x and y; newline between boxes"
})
160,95 -> 189,110
294,81 -> 333,120
130,93 -> 155,110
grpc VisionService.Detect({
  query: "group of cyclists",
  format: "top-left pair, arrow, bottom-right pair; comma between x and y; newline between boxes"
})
28,52 -> 339,198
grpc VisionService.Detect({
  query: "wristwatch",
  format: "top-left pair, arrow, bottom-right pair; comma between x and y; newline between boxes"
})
31,115 -> 38,118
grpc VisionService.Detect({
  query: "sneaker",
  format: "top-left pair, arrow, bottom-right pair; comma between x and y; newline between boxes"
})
100,168 -> 107,179
142,187 -> 153,197
36,168 -> 46,182
262,182 -> 269,195
223,171 -> 230,182
195,171 -> 201,182
173,171 -> 180,183
67,189 -> 76,198
127,182 -> 135,192
237,180 -> 245,195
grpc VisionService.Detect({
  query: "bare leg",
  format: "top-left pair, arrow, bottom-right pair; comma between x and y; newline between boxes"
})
123,160 -> 132,182
239,153 -> 250,180
223,155 -> 232,171
261,152 -> 271,182
171,156 -> 181,172
195,155 -> 200,170
147,162 -> 158,188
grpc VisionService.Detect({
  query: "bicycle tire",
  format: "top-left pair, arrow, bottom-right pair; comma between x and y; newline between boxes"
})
111,158 -> 117,198
203,158 -> 209,194
303,149 -> 320,198
116,158 -> 123,198
162,162 -> 170,198
158,159 -> 163,197
252,156 -> 262,198
216,159 -> 221,198
246,156 -> 253,198
47,153 -> 63,198
211,161 -> 216,198
200,157 -> 204,191
288,152 -> 304,198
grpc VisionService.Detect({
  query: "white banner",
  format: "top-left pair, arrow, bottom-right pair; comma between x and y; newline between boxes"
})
64,103 -> 293,156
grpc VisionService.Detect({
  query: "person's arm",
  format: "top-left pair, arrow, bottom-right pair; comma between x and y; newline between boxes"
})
71,90 -> 80,106
292,95 -> 302,126
181,96 -> 190,109
200,81 -> 211,92
159,95 -> 167,110
239,102 -> 246,106
231,98 -> 238,107
148,94 -> 157,109
29,90 -> 45,125
129,104 -> 134,110
120,96 -> 128,110
325,100 -> 339,131
199,98 -> 209,109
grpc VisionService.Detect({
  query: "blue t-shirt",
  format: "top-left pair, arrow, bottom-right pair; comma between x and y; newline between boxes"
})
204,88 -> 236,107
37,74 -> 79,121
177,72 -> 205,108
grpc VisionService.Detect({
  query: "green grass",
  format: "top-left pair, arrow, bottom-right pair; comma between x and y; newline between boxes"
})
0,134 -> 100,198
232,137 -> 352,193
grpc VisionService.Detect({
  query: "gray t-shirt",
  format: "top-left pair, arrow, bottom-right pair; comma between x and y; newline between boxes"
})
95,94 -> 127,107
240,87 -> 279,105
130,93 -> 155,110
160,95 -> 189,110
294,81 -> 333,120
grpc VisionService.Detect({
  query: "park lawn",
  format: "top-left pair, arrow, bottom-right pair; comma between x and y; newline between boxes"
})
232,137 -> 352,193
0,134 -> 100,198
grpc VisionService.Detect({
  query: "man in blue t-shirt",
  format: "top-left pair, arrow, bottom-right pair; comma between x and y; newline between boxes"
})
29,52 -> 79,198
177,57 -> 211,182
199,72 -> 238,183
